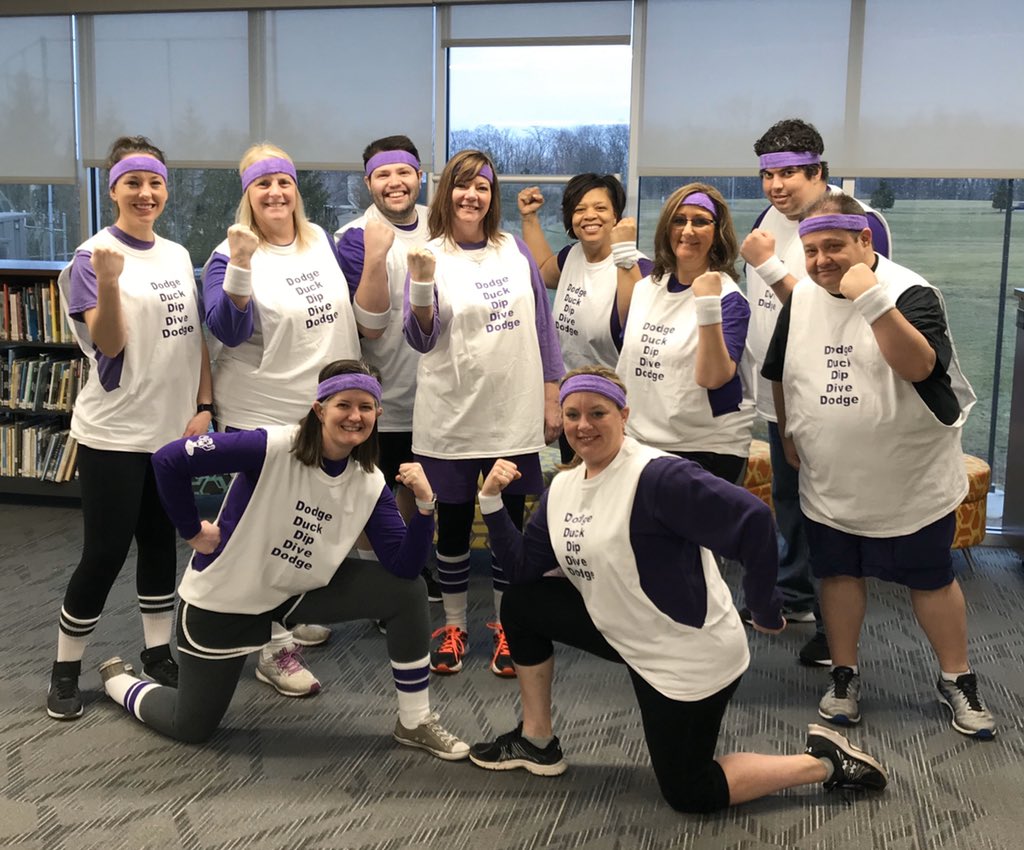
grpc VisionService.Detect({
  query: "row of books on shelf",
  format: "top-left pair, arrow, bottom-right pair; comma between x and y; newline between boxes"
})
0,418 -> 79,482
2,352 -> 88,412
2,280 -> 75,343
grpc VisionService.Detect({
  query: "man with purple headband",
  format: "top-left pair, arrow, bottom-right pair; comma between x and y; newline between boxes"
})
335,135 -> 440,601
467,366 -> 888,811
761,192 -> 996,740
95,359 -> 469,760
740,118 -> 892,667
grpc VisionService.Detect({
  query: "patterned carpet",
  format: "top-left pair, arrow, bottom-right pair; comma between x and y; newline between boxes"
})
1,502 -> 1022,850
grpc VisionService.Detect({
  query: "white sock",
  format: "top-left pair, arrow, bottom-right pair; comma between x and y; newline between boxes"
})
392,656 -> 431,729
141,611 -> 173,649
442,592 -> 469,633
492,589 -> 504,623
103,671 -> 157,721
56,629 -> 88,664
264,622 -> 293,658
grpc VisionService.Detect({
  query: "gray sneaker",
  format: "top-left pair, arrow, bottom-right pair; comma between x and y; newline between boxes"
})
937,673 -> 996,740
393,712 -> 470,761
805,723 -> 887,791
818,666 -> 861,725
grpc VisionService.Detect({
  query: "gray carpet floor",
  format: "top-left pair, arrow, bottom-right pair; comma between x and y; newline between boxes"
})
2,501 -> 1023,850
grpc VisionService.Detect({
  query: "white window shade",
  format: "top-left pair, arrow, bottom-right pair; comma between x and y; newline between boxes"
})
81,12 -> 249,167
0,17 -> 75,182
447,1 -> 632,42
263,7 -> 434,171
853,0 -> 1024,176
638,0 -> 850,175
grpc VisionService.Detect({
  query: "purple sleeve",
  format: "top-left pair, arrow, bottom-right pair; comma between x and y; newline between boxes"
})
68,249 -> 98,320
327,228 -> 359,300
609,258 -> 654,347
514,235 -> 565,382
402,270 -> 440,352
706,290 -> 750,416
202,251 -> 255,346
632,457 -> 782,629
482,489 -> 561,584
867,212 -> 891,259
152,429 -> 268,541
336,227 -> 366,288
363,485 -> 436,580
556,244 -> 572,271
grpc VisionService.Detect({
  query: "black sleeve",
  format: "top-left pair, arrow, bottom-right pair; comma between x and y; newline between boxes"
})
895,285 -> 960,425
760,296 -> 792,382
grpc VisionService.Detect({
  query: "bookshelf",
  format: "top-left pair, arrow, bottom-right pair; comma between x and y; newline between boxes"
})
1,260 -> 82,500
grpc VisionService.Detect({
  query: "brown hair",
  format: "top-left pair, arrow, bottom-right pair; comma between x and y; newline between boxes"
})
236,142 -> 318,251
557,365 -> 628,470
801,190 -> 863,221
291,359 -> 380,472
651,182 -> 739,281
428,149 -> 504,247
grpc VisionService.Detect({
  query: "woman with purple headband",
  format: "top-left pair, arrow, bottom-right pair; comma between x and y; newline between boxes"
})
617,183 -> 755,484
466,366 -> 889,812
404,149 -> 564,679
202,143 -> 393,697
95,359 -> 469,758
47,136 -> 213,721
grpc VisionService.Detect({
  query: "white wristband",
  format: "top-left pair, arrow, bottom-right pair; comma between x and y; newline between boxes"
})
754,255 -> 788,286
695,295 -> 723,326
352,300 -> 390,330
409,279 -> 434,308
222,264 -> 253,298
852,285 -> 895,325
610,241 -> 640,270
477,492 -> 504,515
415,494 -> 437,512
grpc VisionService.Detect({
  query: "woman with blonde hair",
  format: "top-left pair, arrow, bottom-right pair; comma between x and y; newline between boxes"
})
404,149 -> 564,678
617,183 -> 754,484
202,142 -> 392,696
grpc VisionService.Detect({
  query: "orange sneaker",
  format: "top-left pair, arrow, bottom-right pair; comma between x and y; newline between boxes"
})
487,622 -> 517,678
430,625 -> 468,674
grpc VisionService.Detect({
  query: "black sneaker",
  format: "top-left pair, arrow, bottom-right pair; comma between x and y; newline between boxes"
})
47,660 -> 83,720
140,644 -> 179,687
422,567 -> 442,603
799,632 -> 832,667
469,723 -> 566,776
805,723 -> 887,791
737,607 -> 755,627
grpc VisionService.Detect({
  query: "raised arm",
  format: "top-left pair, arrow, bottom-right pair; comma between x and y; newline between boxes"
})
335,222 -> 391,339
202,227 -> 257,346
80,246 -> 128,358
517,186 -> 561,288
692,272 -> 749,390
363,461 -> 437,579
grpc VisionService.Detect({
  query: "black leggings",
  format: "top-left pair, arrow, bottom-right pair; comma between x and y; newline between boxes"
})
62,446 -> 177,622
436,493 -> 526,557
502,578 -> 740,813
137,558 -> 430,743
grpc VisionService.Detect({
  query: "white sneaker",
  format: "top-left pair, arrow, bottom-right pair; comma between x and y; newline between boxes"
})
255,646 -> 321,697
290,623 -> 332,647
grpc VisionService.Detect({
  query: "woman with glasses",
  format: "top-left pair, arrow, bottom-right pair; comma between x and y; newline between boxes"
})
617,183 -> 754,484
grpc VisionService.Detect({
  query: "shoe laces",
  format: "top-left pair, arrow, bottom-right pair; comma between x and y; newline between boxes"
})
431,625 -> 466,655
831,667 -> 855,698
421,711 -> 460,748
52,675 -> 78,700
487,622 -> 511,657
951,673 -> 985,711
275,646 -> 307,674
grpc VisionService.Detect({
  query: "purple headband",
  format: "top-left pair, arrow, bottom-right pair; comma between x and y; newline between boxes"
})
681,192 -> 717,219
477,164 -> 494,183
241,157 -> 298,193
798,214 -> 869,237
758,151 -> 821,170
108,155 -> 168,189
315,373 -> 382,404
365,150 -> 421,177
558,374 -> 627,409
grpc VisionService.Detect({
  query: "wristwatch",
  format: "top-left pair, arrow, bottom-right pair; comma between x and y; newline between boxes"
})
196,403 -> 216,415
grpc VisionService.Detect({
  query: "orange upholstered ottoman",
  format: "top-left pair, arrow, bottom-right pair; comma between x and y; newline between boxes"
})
743,439 -> 773,512
953,455 -> 990,550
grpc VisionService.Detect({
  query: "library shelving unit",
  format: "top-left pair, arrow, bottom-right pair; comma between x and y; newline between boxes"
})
1,259 -> 82,500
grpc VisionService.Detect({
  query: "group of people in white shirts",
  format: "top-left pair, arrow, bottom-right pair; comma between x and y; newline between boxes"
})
43,116 -> 995,814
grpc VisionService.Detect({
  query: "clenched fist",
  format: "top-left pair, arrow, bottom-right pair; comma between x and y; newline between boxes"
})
740,229 -> 776,267
518,187 -> 544,217
691,271 -> 723,298
610,217 -> 637,245
363,219 -> 396,259
407,247 -> 435,282
227,224 -> 259,267
90,245 -> 125,285
839,263 -> 878,301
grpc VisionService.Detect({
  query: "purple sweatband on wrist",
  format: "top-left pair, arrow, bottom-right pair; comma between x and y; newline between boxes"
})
365,150 -> 421,177
108,156 -> 168,188
559,374 -> 627,409
798,214 -> 869,237
241,157 -> 298,193
316,373 -> 382,403
477,164 -> 495,183
681,192 -> 717,218
758,151 -> 821,170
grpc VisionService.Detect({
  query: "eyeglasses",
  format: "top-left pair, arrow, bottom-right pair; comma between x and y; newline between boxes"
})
670,215 -> 715,230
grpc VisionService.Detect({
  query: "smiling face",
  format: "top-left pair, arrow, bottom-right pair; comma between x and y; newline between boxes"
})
761,165 -> 825,220
109,157 -> 167,235
247,172 -> 297,241
571,187 -> 617,248
801,226 -> 874,294
366,161 -> 421,225
562,391 -> 628,476
315,389 -> 381,459
671,203 -> 716,276
450,172 -> 492,242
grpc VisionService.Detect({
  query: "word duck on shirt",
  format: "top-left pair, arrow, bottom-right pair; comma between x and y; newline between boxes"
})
555,282 -> 586,338
476,275 -> 521,333
562,511 -> 594,581
287,269 -> 339,329
820,344 -> 859,407
270,499 -> 335,571
151,278 -> 197,338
